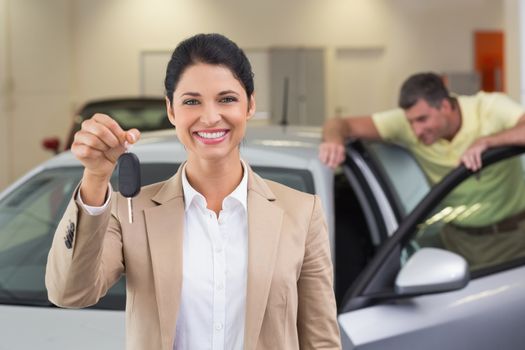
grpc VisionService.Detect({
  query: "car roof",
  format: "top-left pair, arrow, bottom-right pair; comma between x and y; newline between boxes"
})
43,124 -> 324,169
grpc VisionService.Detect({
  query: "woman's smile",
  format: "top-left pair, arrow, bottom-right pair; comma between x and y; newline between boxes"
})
193,129 -> 230,145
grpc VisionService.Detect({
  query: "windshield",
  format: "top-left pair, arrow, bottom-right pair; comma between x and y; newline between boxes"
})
0,163 -> 314,309
0,168 -> 82,306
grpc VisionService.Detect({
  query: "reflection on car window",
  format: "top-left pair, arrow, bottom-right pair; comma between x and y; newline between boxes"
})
402,155 -> 525,273
367,142 -> 430,215
0,163 -> 315,309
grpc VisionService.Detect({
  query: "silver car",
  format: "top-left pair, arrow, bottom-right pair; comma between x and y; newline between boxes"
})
1,125 -> 524,349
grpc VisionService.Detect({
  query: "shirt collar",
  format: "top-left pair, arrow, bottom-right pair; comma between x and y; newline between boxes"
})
181,160 -> 248,212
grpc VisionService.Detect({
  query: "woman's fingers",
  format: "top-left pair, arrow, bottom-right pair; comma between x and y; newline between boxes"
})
82,114 -> 123,148
73,130 -> 111,153
72,114 -> 142,177
71,142 -> 108,165
126,128 -> 141,145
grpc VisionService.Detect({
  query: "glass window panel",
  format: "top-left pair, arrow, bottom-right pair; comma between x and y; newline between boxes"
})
402,155 -> 525,273
367,142 -> 430,215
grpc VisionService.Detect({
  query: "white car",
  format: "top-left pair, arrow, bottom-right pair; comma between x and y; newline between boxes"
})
1,125 -> 525,349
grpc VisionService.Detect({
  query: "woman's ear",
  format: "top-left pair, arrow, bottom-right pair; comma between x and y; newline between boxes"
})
247,93 -> 256,120
165,97 -> 177,127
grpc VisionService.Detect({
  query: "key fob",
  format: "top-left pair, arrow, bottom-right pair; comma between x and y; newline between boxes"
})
118,152 -> 141,197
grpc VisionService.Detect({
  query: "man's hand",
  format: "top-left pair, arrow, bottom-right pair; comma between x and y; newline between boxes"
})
319,141 -> 346,169
319,115 -> 381,169
460,137 -> 489,172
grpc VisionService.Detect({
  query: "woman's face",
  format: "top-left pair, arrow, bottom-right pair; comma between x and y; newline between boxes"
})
166,63 -> 255,164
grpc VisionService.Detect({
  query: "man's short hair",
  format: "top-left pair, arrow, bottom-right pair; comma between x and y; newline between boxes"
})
398,72 -> 451,110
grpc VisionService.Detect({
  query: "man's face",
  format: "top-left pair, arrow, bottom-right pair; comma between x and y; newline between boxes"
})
404,98 -> 450,145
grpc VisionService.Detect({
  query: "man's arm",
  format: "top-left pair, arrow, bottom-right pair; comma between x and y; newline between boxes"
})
319,115 -> 382,169
461,114 -> 525,171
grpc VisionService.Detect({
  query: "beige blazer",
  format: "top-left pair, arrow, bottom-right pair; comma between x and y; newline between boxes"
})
46,165 -> 341,350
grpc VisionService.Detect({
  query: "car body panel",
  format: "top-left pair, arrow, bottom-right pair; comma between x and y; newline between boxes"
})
0,305 -> 124,349
339,265 -> 525,350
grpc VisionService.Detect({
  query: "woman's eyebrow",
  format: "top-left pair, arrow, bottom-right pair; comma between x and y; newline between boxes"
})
218,90 -> 240,96
179,92 -> 201,97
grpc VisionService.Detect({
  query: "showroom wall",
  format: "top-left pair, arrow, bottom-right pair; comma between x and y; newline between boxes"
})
70,0 -> 503,114
1,0 -> 72,190
0,0 -> 516,190
0,0 -> 9,189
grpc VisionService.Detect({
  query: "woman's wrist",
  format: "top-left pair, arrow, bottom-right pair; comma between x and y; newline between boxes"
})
80,169 -> 112,206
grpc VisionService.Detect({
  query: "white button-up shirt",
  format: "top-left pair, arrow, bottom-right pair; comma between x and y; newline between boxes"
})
77,162 -> 249,350
175,163 -> 248,350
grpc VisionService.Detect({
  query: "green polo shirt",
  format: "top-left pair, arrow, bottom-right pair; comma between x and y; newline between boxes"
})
371,92 -> 525,226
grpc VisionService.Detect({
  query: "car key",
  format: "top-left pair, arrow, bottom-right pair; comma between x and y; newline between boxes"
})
118,151 -> 141,223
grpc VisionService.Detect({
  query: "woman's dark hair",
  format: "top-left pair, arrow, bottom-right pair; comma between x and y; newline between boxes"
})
164,33 -> 254,103
398,72 -> 452,110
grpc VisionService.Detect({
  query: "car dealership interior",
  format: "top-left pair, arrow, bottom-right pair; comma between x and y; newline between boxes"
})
1,0 -> 524,191
1,1 -> 525,349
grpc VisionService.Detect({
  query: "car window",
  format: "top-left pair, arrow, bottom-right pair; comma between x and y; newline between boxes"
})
0,164 -> 176,309
0,162 -> 315,309
401,154 -> 525,273
79,101 -> 170,132
366,142 -> 430,216
0,168 -> 81,305
252,166 -> 315,194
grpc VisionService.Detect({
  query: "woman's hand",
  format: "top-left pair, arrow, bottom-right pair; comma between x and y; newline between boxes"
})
72,113 -> 140,205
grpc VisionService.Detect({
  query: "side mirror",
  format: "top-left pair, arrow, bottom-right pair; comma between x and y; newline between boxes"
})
42,137 -> 61,154
395,248 -> 469,295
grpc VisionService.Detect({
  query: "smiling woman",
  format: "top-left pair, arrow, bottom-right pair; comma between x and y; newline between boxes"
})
166,63 -> 255,196
45,33 -> 341,350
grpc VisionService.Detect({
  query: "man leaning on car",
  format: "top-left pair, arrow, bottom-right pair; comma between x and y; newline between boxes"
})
319,72 -> 525,270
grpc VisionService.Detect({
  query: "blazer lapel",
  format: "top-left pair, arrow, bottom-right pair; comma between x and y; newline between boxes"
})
244,168 -> 284,350
144,168 -> 185,349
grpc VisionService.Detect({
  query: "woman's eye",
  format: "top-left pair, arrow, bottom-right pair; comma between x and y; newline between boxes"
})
183,99 -> 200,105
220,96 -> 237,103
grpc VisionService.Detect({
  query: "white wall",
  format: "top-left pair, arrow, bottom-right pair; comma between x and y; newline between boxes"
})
69,0 -> 388,104
370,0 -> 503,111
0,0 -> 510,190
69,0 -> 504,114
505,0 -> 521,101
1,0 -> 72,190
0,0 -> 10,190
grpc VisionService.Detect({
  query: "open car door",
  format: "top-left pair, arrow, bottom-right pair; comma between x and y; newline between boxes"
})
338,146 -> 525,350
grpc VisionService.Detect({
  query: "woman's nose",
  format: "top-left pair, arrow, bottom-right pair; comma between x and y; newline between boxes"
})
200,104 -> 221,125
